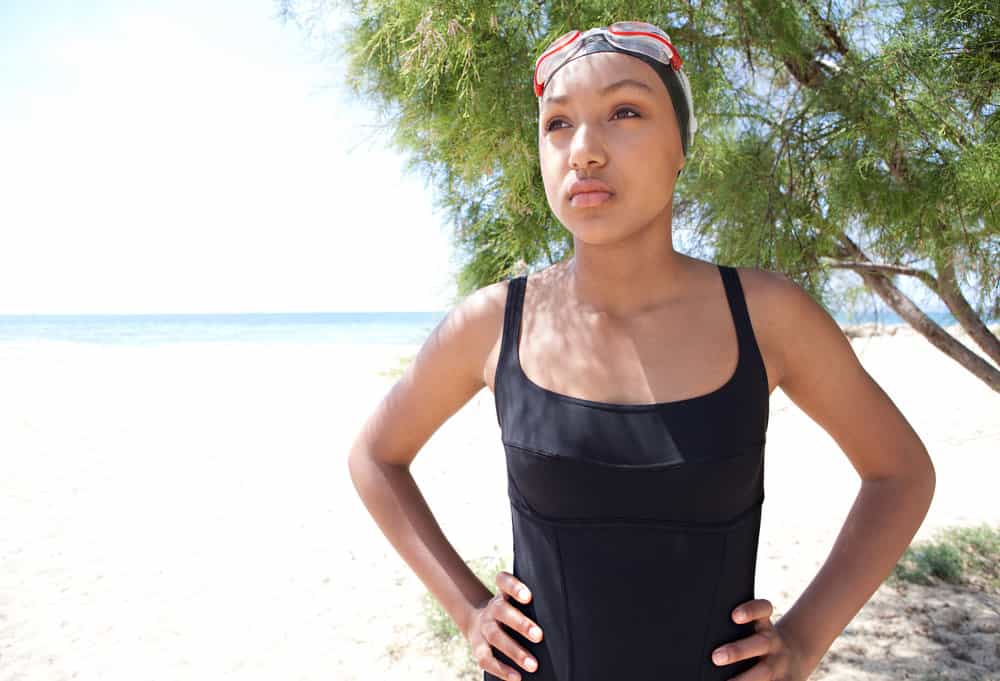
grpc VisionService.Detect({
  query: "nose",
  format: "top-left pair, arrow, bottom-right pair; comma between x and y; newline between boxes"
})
567,122 -> 607,170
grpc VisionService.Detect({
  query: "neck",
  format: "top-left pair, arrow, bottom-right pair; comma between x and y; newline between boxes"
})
563,210 -> 693,319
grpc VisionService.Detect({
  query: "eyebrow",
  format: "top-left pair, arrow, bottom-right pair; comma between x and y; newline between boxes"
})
541,78 -> 655,106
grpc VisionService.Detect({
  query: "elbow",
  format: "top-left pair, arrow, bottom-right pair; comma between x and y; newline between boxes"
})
346,441 -> 408,495
917,443 -> 936,495
923,455 -> 936,504
347,442 -> 373,495
907,446 -> 937,510
869,445 -> 936,507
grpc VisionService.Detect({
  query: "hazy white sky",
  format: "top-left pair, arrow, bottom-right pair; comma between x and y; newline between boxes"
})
0,1 -> 967,318
0,0 -> 456,313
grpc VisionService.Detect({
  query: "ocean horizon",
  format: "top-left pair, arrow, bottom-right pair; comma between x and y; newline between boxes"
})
0,311 -> 445,346
0,308 -> 980,347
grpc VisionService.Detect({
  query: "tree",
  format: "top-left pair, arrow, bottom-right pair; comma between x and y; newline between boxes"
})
277,0 -> 1000,392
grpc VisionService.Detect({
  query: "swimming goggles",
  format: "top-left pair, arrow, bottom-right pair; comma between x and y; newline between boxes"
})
533,21 -> 685,98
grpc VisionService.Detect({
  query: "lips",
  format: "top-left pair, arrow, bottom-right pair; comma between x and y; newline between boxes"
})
568,178 -> 615,200
570,191 -> 612,207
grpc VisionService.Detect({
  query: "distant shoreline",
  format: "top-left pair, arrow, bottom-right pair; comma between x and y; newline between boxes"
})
841,320 -> 1000,339
0,314 -> 996,347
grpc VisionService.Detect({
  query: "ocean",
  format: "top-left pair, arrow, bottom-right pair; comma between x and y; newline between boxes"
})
0,309 -> 967,347
0,312 -> 447,347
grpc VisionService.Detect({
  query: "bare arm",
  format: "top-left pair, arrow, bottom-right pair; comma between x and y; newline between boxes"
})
757,269 -> 937,670
346,281 -> 507,638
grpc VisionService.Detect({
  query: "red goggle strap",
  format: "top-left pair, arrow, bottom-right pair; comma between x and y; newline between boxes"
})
533,26 -> 684,97
533,30 -> 581,97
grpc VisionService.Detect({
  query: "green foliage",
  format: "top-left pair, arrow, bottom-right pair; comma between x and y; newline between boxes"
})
278,0 -> 1000,322
895,542 -> 964,585
890,523 -> 1000,591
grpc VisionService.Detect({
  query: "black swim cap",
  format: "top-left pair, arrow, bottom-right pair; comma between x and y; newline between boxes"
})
544,33 -> 696,159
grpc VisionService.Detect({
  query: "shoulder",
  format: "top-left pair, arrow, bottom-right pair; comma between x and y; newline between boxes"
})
427,277 -> 511,385
727,265 -> 933,486
729,265 -> 851,390
730,265 -> 803,320
438,261 -> 563,359
349,278 -> 513,466
450,276 -> 510,324
731,264 -> 838,336
728,263 -> 797,301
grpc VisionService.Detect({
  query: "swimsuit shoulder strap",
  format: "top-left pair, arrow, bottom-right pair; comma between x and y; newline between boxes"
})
717,264 -> 768,392
494,274 -> 527,428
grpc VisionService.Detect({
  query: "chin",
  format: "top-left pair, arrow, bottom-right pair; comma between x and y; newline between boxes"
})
561,221 -> 629,246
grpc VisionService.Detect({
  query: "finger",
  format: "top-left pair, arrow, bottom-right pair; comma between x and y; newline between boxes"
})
726,657 -> 776,681
494,598 -> 544,642
754,614 -> 775,632
482,619 -> 539,675
479,655 -> 521,681
731,598 -> 774,624
495,570 -> 533,604
473,639 -> 521,681
712,629 -> 781,667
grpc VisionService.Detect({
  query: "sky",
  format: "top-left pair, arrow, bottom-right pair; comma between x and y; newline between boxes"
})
0,0 -> 456,313
0,1 -> 970,317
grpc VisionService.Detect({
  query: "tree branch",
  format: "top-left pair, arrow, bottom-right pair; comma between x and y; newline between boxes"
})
819,258 -> 938,289
832,234 -> 1000,390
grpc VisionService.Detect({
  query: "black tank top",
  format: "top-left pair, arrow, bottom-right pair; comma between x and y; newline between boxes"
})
486,264 -> 769,681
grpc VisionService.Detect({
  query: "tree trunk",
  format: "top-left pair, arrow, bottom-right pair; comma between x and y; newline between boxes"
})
856,268 -> 1000,391
835,235 -> 1000,393
932,247 -> 1000,367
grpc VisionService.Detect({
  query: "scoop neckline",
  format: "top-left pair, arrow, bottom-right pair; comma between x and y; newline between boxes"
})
511,266 -> 742,412
513,348 -> 740,411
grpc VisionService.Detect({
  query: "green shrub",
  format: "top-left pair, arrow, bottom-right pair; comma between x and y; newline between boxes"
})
891,522 -> 1000,590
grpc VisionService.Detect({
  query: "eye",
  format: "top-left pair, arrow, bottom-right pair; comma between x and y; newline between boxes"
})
544,117 -> 567,132
612,106 -> 640,120
543,106 -> 641,132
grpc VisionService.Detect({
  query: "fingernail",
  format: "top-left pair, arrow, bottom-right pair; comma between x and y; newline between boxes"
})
507,673 -> 518,681
529,625 -> 542,641
713,649 -> 728,665
734,609 -> 746,622
518,587 -> 531,601
524,657 -> 537,671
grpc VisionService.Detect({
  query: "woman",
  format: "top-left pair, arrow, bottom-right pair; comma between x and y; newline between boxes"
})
347,21 -> 936,681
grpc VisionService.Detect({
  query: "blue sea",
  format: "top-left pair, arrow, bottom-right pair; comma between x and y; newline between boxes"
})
0,312 -> 448,347
0,309 -> 968,347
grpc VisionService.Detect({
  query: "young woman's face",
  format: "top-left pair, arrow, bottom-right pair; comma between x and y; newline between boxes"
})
537,51 -> 684,245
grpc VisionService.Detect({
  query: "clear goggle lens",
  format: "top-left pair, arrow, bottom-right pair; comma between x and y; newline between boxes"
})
533,22 -> 684,98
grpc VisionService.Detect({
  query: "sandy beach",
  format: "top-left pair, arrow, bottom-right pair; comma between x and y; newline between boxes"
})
0,323 -> 997,681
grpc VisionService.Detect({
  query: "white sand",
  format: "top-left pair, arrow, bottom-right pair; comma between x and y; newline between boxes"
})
0,325 -> 997,681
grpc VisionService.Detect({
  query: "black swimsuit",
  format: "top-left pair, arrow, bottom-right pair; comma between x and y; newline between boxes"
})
486,264 -> 769,681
